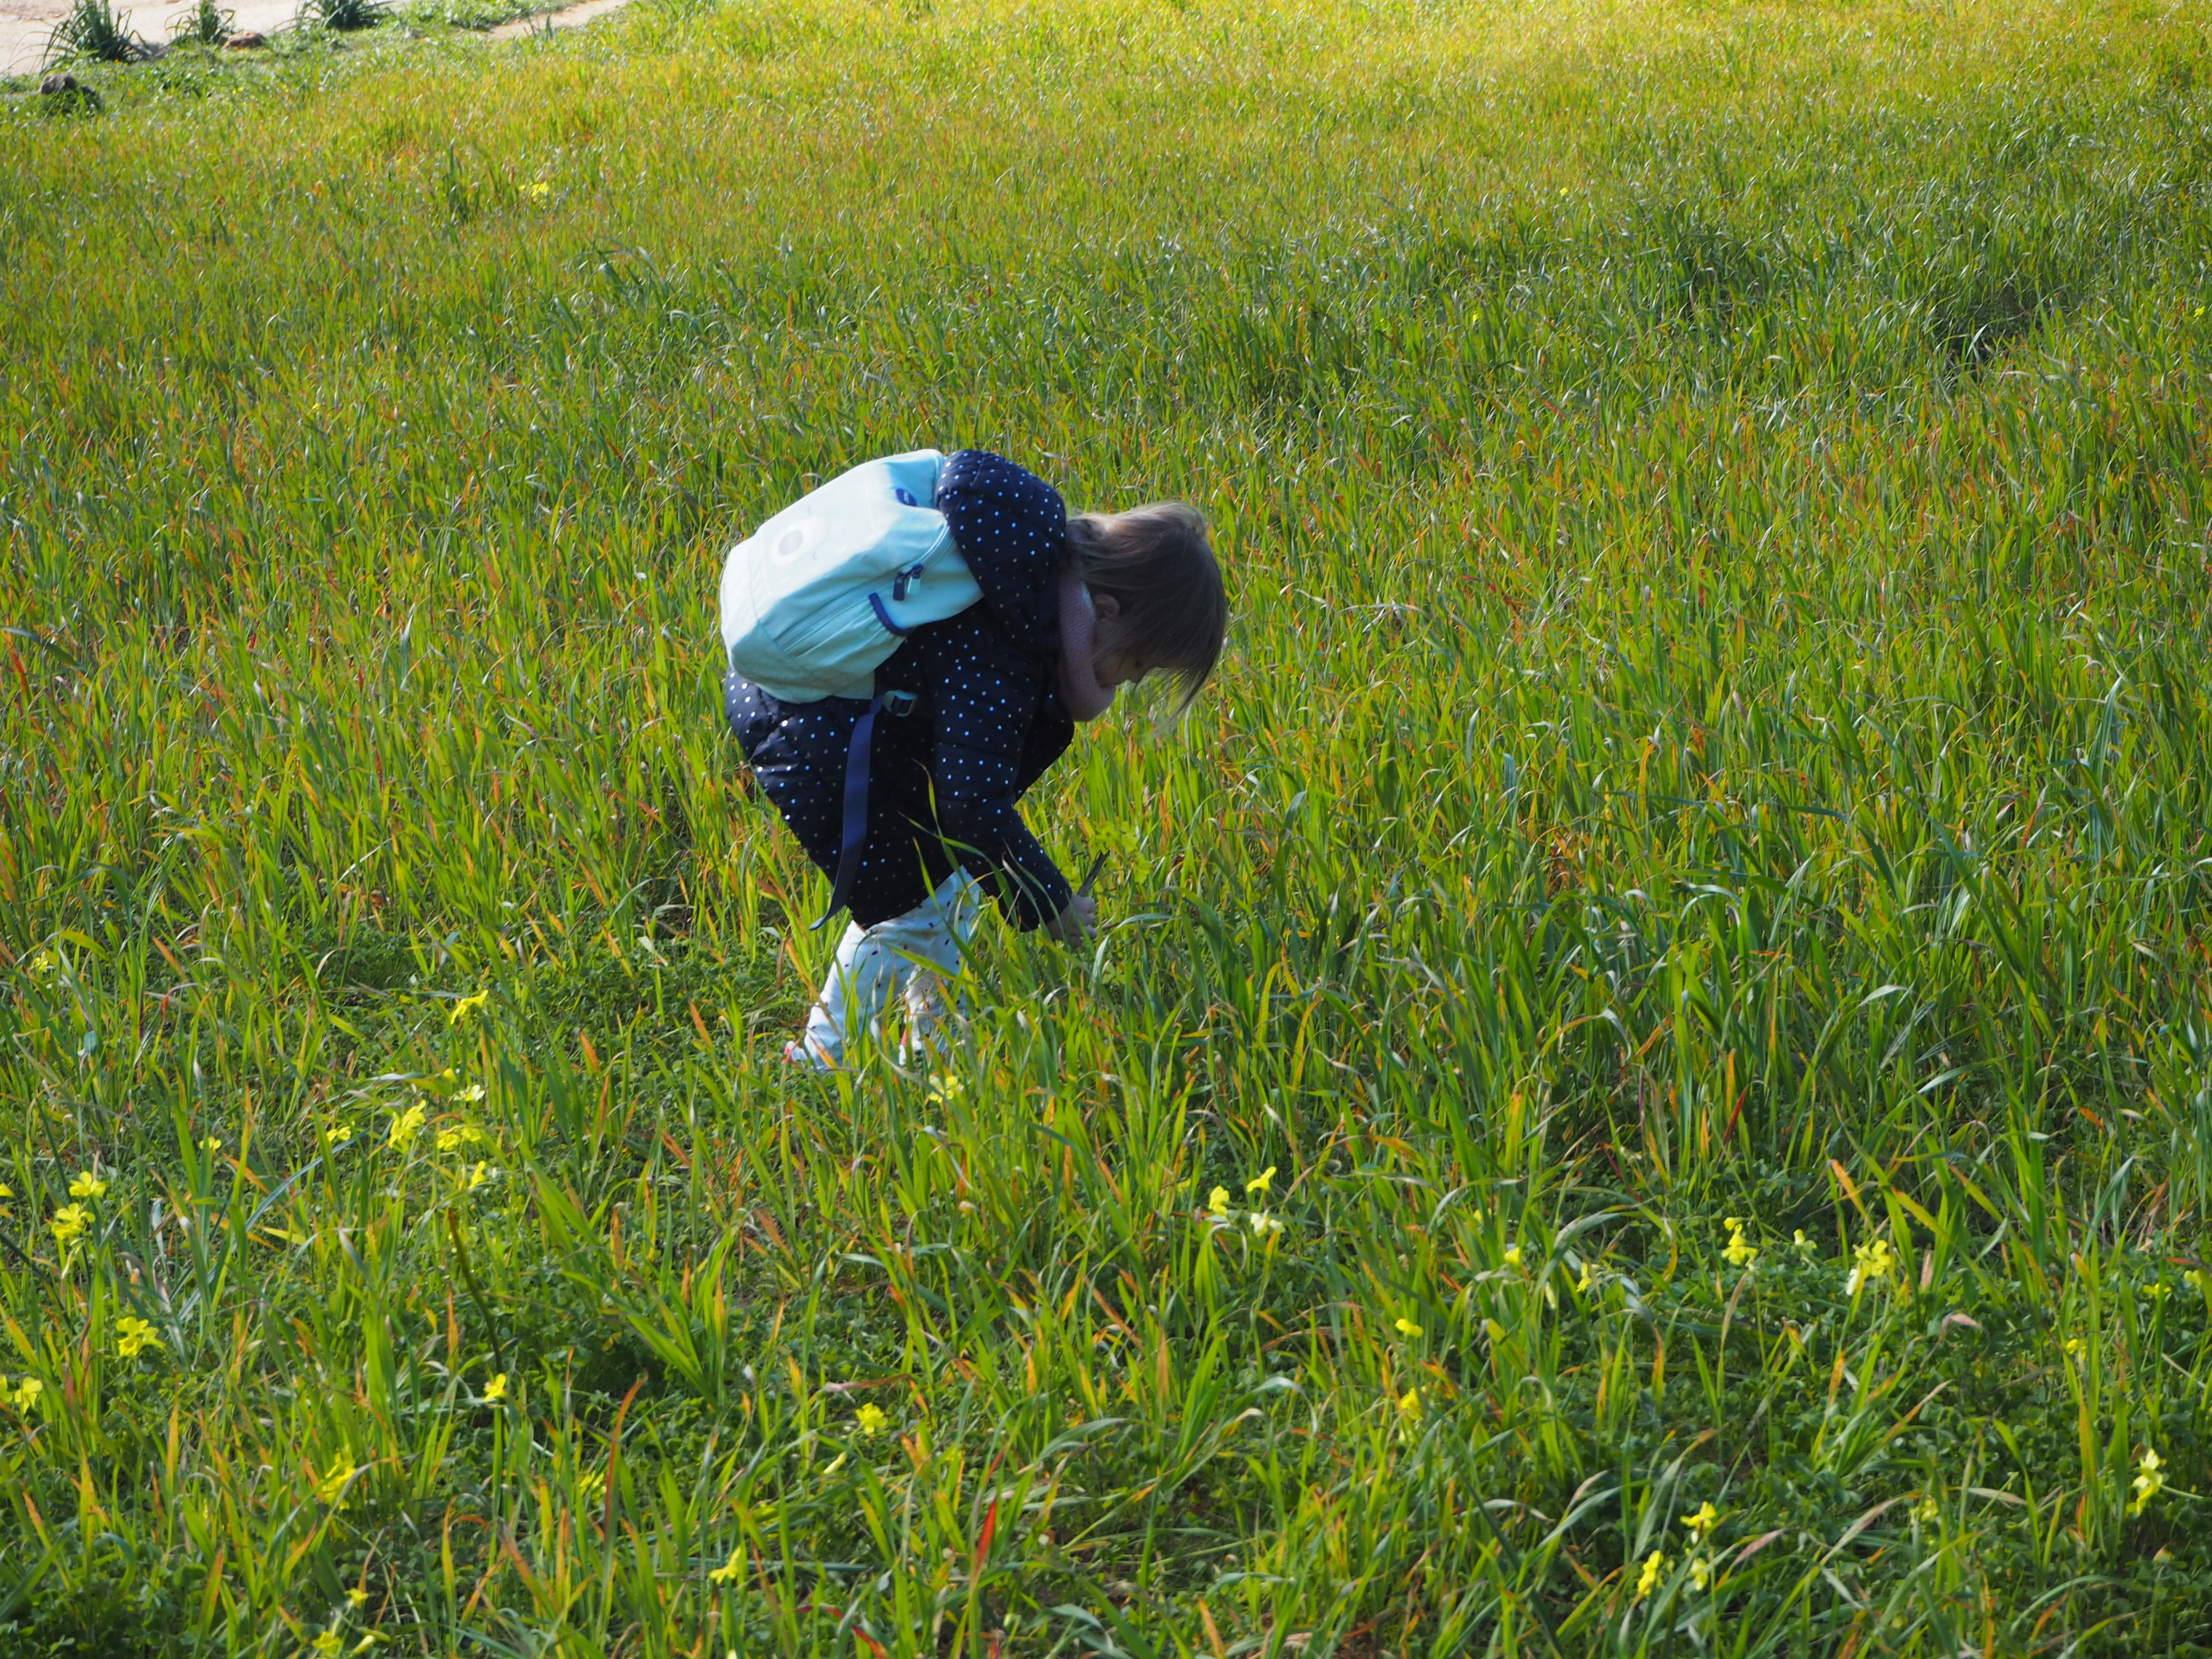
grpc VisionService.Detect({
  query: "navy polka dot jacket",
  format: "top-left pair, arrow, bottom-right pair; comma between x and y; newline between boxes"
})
725,450 -> 1079,930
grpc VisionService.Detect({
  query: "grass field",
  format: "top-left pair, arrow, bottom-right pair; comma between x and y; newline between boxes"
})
8,0 -> 2212,1652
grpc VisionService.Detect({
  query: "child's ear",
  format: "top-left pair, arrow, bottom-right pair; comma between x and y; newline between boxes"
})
1091,591 -> 1122,623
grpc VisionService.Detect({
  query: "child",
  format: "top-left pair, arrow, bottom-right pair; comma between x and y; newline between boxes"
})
724,449 -> 1227,1068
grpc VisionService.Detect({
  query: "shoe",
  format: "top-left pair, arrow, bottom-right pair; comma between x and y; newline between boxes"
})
783,1039 -> 836,1072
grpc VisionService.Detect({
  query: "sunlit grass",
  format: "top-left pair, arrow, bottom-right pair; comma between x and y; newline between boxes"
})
6,0 -> 2212,1651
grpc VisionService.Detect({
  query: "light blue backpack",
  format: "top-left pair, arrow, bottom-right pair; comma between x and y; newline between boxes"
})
718,448 -> 980,704
718,449 -> 984,925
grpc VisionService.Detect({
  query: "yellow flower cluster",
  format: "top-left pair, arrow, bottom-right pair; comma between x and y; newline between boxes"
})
1635,1550 -> 1667,1599
115,1315 -> 158,1358
1845,1237 -> 1896,1295
448,990 -> 490,1025
43,1169 -> 113,1253
1722,1217 -> 1757,1269
6,1377 -> 42,1410
315,1452 -> 356,1506
387,1103 -> 427,1149
855,1402 -> 888,1437
2131,1448 -> 2164,1515
1201,1170 -> 1286,1239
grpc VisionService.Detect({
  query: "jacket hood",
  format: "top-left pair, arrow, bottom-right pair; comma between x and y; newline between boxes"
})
937,449 -> 1069,662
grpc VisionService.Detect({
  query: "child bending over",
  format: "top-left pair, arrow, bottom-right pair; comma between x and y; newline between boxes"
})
724,450 -> 1228,1068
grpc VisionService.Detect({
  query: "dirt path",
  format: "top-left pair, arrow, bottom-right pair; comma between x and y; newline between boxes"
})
484,0 -> 626,40
3,0 -> 293,74
4,0 -> 630,77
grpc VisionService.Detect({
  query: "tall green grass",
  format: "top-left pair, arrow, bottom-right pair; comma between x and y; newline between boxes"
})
6,0 -> 2212,1652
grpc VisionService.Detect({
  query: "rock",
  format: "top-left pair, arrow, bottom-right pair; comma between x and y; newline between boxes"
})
224,29 -> 265,46
35,73 -> 102,112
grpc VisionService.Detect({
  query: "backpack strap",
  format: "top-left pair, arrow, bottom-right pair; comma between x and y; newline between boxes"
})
810,672 -> 923,931
814,693 -> 883,931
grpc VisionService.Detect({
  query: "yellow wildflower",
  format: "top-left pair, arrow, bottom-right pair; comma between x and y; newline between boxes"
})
708,1548 -> 744,1585
1575,1259 -> 1598,1294
1689,1553 -> 1713,1590
1722,1218 -> 1757,1269
1635,1550 -> 1667,1600
467,1161 -> 492,1191
115,1314 -> 158,1358
315,1452 -> 356,1506
1683,1501 -> 1719,1542
1246,1166 -> 1275,1197
388,1103 -> 427,1149
29,950 -> 56,977
348,1588 -> 368,1608
49,1202 -> 90,1249
925,1073 -> 963,1105
313,1632 -> 342,1658
68,1171 -> 108,1201
449,991 -> 490,1025
528,180 -> 553,202
2131,1447 -> 2164,1515
1395,1387 -> 1420,1417
1250,1209 -> 1283,1236
1844,1238 -> 1895,1295
483,1372 -> 508,1402
1912,1495 -> 1939,1524
1502,1244 -> 1523,1268
855,1403 -> 888,1437
2062,1337 -> 2085,1359
1393,1317 -> 1423,1339
12,1378 -> 42,1410
454,1082 -> 485,1104
1793,1229 -> 1814,1253
1207,1186 -> 1231,1217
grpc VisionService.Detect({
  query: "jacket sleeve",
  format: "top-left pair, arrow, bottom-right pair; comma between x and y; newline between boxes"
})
918,613 -> 1074,929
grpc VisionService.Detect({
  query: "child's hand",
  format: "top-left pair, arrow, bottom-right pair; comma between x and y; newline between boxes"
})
1044,893 -> 1097,948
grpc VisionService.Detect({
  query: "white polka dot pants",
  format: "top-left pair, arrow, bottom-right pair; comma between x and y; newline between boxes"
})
795,869 -> 983,1068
